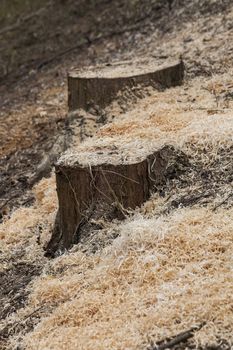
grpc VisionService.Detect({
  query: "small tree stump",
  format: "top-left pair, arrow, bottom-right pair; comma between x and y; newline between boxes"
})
68,59 -> 184,111
46,144 -> 189,255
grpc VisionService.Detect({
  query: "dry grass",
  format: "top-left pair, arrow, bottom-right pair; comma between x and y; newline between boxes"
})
1,4 -> 233,349
0,176 -> 57,272
5,205 -> 233,350
0,85 -> 66,158
60,72 -> 233,168
0,71 -> 232,349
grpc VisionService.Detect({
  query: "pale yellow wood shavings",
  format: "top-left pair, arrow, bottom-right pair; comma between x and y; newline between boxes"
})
0,176 -> 57,271
18,207 -> 233,350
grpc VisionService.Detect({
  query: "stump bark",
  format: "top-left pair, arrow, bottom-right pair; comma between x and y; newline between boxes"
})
68,59 -> 184,111
46,145 -> 189,255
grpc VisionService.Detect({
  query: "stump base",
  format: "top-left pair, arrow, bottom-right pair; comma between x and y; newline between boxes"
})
45,145 -> 189,255
68,58 -> 184,111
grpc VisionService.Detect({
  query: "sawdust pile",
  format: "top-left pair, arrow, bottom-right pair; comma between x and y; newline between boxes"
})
1,1 -> 233,349
0,176 -> 57,272
61,73 -> 233,170
7,205 -> 233,350
0,72 -> 232,349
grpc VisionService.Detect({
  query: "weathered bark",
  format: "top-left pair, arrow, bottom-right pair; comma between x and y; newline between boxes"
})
45,145 -> 189,255
68,59 -> 184,111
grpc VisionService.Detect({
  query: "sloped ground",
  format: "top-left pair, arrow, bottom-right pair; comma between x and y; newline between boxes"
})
0,1 -> 233,349
1,0 -> 233,214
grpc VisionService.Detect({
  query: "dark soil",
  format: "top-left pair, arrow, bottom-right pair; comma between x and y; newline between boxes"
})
0,261 -> 42,349
0,262 -> 41,320
162,145 -> 233,213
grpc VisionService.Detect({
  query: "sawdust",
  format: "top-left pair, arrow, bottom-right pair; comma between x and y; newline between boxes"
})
0,84 -> 66,159
1,1 -> 233,349
5,206 -> 233,350
58,71 -> 233,169
0,176 -> 57,272
1,70 -> 232,349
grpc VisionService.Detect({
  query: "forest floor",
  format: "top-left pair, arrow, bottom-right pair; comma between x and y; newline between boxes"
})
0,0 -> 233,349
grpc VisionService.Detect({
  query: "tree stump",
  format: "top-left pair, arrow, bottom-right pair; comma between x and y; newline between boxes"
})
68,59 -> 184,111
46,144 -> 189,255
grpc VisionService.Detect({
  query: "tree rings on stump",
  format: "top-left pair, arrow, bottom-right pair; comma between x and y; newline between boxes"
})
68,58 -> 184,111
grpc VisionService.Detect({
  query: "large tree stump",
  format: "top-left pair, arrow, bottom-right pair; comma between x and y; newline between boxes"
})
46,144 -> 189,255
68,59 -> 184,111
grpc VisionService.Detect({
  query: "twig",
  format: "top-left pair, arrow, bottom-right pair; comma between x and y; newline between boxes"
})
37,38 -> 88,70
0,4 -> 52,36
212,192 -> 233,212
0,306 -> 43,339
0,195 -> 18,211
98,169 -> 140,184
0,3 -> 161,83
101,169 -> 128,218
36,12 -> 157,71
152,323 -> 205,350
59,168 -> 81,216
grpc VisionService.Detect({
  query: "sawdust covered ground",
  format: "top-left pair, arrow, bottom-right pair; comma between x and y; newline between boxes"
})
0,1 -> 233,349
1,76 -> 233,349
